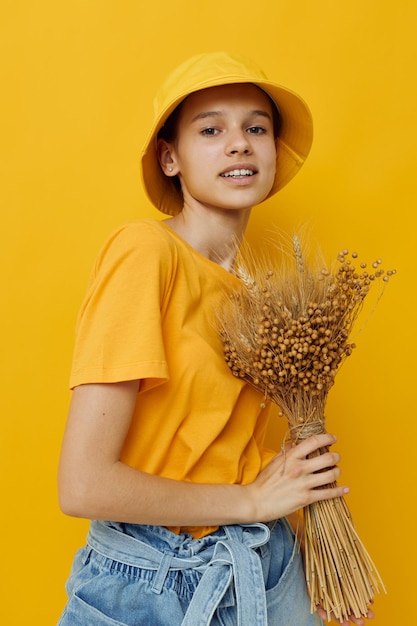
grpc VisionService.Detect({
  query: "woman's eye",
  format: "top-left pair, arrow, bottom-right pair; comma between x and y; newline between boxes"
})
201,127 -> 219,136
247,126 -> 266,134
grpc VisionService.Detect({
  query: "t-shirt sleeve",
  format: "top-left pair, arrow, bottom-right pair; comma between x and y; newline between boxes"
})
69,221 -> 173,389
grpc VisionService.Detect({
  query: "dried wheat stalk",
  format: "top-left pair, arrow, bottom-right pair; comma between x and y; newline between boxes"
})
219,236 -> 394,621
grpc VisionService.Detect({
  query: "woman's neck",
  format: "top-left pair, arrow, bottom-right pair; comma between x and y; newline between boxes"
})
164,206 -> 251,271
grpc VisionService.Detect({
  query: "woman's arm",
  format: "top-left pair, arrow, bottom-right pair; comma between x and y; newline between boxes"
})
58,381 -> 348,527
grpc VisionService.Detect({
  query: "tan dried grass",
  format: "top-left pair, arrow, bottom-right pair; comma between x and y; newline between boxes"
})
219,235 -> 394,621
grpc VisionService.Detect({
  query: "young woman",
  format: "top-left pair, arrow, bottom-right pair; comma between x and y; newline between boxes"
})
58,52 -> 374,626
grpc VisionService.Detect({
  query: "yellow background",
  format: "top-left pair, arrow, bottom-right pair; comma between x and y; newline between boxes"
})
1,1 -> 415,623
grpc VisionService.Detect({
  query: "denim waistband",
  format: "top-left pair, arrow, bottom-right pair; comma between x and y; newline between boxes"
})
87,520 -> 272,626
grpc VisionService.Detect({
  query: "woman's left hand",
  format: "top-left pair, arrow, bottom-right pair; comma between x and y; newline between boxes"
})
316,605 -> 375,625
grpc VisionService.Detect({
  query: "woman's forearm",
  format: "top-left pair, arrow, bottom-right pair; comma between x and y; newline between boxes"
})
58,382 -> 345,526
59,458 -> 253,526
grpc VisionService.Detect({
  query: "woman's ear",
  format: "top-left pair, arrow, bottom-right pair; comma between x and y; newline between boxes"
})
157,138 -> 179,176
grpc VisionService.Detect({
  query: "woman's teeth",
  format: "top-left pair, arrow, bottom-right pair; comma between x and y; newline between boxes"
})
221,169 -> 255,178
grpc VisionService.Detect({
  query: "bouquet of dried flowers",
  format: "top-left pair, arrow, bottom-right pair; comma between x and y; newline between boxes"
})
219,235 -> 394,622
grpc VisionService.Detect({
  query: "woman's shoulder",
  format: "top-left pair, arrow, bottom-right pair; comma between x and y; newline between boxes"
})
105,218 -> 172,246
95,219 -> 177,265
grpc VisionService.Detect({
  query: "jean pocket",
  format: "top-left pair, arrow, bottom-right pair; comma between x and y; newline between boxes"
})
59,592 -> 129,626
61,550 -> 131,626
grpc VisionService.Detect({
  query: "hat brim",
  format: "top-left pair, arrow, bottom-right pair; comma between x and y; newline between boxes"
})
140,75 -> 313,216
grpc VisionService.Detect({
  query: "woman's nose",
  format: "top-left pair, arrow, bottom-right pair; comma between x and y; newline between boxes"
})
226,129 -> 251,155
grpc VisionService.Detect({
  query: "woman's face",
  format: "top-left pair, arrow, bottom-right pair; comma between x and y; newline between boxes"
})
159,84 -> 278,214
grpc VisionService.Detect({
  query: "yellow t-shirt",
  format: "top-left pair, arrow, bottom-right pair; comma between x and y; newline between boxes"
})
70,219 -> 275,537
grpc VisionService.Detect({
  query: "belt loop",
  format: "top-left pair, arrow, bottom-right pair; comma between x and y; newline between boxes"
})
151,552 -> 174,594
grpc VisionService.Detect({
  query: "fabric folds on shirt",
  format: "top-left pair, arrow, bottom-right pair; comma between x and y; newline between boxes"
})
70,219 -> 275,537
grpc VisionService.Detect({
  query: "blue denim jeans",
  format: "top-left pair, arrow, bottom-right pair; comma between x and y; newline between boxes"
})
58,519 -> 323,625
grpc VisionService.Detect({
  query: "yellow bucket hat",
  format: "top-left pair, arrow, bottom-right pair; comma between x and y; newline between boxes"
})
140,51 -> 313,215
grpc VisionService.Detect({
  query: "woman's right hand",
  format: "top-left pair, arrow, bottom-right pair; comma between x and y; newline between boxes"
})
244,433 -> 349,522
